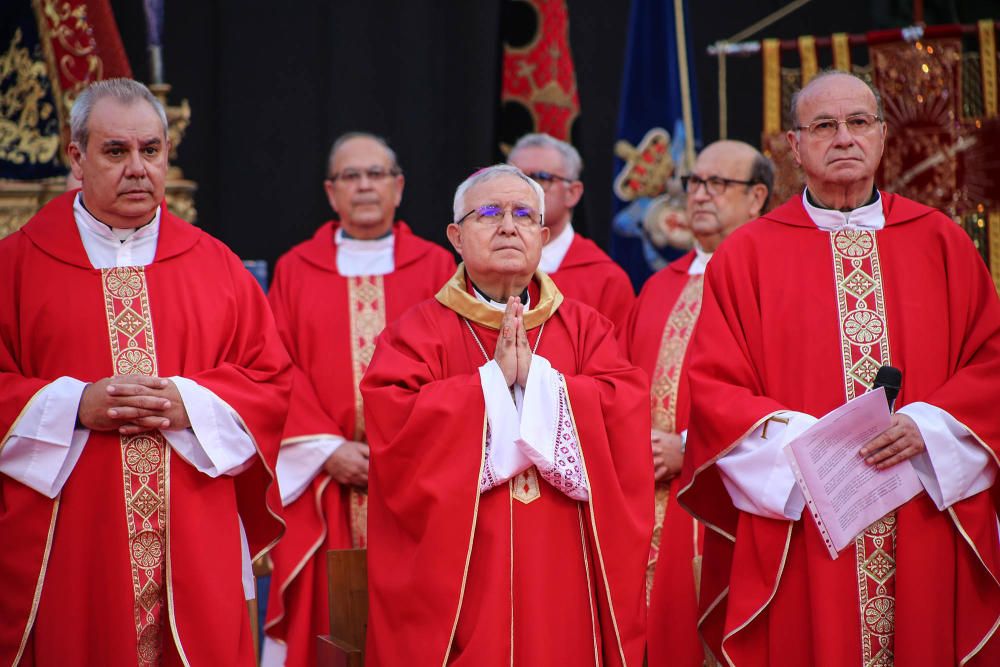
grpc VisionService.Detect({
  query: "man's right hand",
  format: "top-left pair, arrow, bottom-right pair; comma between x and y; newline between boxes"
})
323,440 -> 370,488
494,297 -> 521,387
78,376 -> 173,432
651,428 -> 685,482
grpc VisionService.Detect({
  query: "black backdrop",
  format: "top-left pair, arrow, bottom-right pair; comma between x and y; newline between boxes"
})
105,0 -> 994,271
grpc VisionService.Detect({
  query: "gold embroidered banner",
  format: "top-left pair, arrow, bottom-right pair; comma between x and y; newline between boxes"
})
102,266 -> 167,666
832,33 -> 851,71
798,35 -> 818,85
762,38 -> 782,135
980,20 -> 997,118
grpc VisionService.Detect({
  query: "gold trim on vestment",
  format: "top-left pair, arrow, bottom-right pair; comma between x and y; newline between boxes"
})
560,376 -> 629,666
578,506 -> 601,666
762,39 -> 781,135
832,33 -> 851,72
441,412 -> 488,666
720,523 -> 794,667
988,213 -> 1000,296
979,20 -> 998,118
798,36 -> 818,85
102,266 -> 168,667
12,498 -> 59,667
947,506 -> 1000,666
829,230 -> 897,666
434,264 -> 563,330
279,433 -> 342,448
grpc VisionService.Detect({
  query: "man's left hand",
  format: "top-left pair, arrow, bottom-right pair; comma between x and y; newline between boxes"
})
859,413 -> 926,470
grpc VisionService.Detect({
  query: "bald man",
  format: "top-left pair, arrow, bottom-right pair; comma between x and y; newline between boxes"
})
263,133 -> 455,667
681,71 -> 1000,665
621,140 -> 772,667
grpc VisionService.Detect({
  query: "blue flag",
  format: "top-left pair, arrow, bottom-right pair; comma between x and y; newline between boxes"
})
611,0 -> 700,289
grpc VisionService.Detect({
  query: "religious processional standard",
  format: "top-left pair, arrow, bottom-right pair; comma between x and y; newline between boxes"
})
783,388 -> 922,559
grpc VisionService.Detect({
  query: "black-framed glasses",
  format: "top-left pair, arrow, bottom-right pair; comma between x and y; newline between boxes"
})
794,113 -> 882,139
524,170 -> 574,190
681,174 -> 757,197
455,203 -> 543,227
327,166 -> 401,184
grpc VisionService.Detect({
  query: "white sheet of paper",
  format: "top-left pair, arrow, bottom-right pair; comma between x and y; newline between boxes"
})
783,388 -> 922,559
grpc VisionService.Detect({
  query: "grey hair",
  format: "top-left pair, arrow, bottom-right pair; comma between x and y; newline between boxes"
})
788,70 -> 885,129
509,132 -> 583,180
327,131 -> 400,176
749,152 -> 775,209
69,78 -> 168,151
452,164 -> 546,223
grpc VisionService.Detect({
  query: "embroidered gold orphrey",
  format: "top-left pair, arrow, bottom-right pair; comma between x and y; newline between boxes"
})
646,273 -> 704,605
102,267 -> 166,666
347,275 -> 386,548
830,230 -> 896,666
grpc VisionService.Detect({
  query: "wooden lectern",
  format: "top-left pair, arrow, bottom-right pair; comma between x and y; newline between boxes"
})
317,548 -> 368,667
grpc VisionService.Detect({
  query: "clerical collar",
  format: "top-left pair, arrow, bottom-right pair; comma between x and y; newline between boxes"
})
74,193 -> 160,242
471,281 -> 530,311
802,188 -> 884,231
539,221 -> 574,274
689,242 -> 713,276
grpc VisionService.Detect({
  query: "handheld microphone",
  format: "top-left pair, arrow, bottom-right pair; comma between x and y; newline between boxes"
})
872,365 -> 902,412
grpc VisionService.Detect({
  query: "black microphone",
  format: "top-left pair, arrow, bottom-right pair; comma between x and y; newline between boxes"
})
872,365 -> 902,412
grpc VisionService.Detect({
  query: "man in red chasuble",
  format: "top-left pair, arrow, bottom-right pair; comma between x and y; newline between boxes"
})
360,164 -> 653,665
509,133 -> 635,333
262,133 -> 454,667
679,71 -> 1000,666
0,79 -> 291,666
621,140 -> 771,667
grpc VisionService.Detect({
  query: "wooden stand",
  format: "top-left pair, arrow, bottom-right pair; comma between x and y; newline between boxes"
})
317,548 -> 367,667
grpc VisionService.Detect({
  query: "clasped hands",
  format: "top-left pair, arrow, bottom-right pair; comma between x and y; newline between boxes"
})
494,296 -> 531,389
651,429 -> 684,482
77,375 -> 190,436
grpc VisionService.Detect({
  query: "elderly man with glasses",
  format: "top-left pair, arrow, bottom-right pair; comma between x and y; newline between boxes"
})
509,133 -> 635,333
262,132 -> 454,667
679,71 -> 1000,665
360,164 -> 652,666
620,139 -> 772,667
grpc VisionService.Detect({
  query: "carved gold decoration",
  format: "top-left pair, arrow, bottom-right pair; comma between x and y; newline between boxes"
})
0,29 -> 61,167
613,127 -> 674,201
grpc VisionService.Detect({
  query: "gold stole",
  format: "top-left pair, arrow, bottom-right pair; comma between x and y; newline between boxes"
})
346,275 -> 386,548
101,267 -> 167,666
829,230 -> 897,666
646,274 -> 704,605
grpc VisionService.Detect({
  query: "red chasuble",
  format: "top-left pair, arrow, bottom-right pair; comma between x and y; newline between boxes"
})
678,193 -> 1000,666
547,233 -> 635,334
360,266 -> 653,666
263,221 -> 454,667
620,251 -> 706,667
0,191 -> 290,667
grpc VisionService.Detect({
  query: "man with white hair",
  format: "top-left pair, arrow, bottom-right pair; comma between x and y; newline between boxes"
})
0,78 -> 290,665
680,71 -> 1000,664
360,164 -> 653,666
509,133 -> 634,332
262,132 -> 454,667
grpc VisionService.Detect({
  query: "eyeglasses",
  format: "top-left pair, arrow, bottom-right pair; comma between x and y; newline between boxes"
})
794,113 -> 882,139
524,171 -> 574,190
327,166 -> 401,184
455,203 -> 543,227
681,174 -> 757,197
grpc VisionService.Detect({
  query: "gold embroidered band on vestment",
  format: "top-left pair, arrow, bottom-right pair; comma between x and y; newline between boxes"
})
102,266 -> 167,666
646,274 -> 704,605
347,275 -> 386,549
829,230 -> 897,666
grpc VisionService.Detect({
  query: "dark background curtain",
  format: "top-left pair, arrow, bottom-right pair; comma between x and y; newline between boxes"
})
106,0 -> 995,270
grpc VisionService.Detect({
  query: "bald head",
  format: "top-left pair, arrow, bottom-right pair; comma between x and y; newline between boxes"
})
789,71 -> 883,130
685,140 -> 772,252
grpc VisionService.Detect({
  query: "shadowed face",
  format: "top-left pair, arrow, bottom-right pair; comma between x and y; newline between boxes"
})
68,97 -> 168,229
685,142 -> 766,251
447,174 -> 549,282
324,137 -> 404,239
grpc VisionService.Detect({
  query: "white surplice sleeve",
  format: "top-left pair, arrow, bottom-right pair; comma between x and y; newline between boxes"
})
275,436 -> 345,505
716,411 -> 817,521
163,376 -> 257,477
898,402 -> 998,510
478,355 -> 589,500
0,376 -> 89,498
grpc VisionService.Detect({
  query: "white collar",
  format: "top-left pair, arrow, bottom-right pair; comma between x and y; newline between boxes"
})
689,243 -> 713,276
73,192 -> 161,243
334,226 -> 395,251
801,188 -> 885,231
539,221 -> 574,273
473,286 -> 531,312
